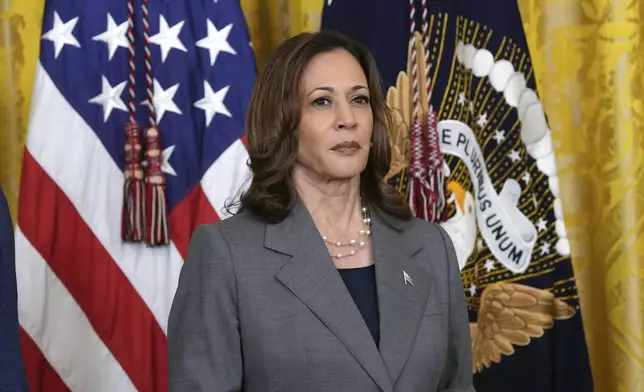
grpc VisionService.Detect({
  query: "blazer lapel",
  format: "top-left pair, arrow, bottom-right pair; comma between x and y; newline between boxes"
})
267,201 -> 393,392
372,212 -> 431,385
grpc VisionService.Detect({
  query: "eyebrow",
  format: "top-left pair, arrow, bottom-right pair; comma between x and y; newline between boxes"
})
308,85 -> 369,95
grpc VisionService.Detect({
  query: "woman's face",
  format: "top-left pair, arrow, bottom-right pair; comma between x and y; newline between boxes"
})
295,49 -> 373,182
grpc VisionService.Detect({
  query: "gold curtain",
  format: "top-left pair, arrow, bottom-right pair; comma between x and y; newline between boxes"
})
240,0 -> 323,69
519,1 -> 644,391
0,0 -> 43,219
2,0 -> 642,391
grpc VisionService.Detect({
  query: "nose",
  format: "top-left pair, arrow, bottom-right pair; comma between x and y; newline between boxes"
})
335,100 -> 357,131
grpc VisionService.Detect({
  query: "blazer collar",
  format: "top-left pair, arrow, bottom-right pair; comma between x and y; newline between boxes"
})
263,197 -> 424,256
263,198 -> 314,257
371,210 -> 431,384
265,199 -> 431,390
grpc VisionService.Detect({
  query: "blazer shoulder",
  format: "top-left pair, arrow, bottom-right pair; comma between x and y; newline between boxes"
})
406,217 -> 451,249
191,209 -> 266,253
403,217 -> 458,271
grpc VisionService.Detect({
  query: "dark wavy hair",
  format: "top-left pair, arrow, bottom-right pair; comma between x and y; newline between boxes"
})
230,31 -> 412,224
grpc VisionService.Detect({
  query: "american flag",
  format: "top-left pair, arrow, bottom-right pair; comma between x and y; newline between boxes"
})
15,0 -> 256,390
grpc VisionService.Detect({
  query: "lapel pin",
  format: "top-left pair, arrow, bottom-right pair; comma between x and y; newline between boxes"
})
403,270 -> 414,287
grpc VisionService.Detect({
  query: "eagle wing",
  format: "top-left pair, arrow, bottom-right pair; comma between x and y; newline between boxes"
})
385,32 -> 430,181
470,283 -> 576,373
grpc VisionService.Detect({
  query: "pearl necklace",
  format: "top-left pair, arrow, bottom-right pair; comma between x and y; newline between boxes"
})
322,206 -> 372,259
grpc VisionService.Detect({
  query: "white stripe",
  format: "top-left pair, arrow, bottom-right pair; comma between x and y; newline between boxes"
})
15,229 -> 136,392
25,62 -> 182,333
201,139 -> 251,219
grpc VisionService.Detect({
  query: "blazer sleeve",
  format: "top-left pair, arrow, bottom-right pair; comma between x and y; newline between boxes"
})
436,225 -> 476,392
167,224 -> 242,392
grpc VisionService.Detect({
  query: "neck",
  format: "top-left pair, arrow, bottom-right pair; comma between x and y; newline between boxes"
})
292,165 -> 363,239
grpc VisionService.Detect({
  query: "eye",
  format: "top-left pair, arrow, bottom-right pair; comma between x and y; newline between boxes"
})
312,96 -> 332,107
352,95 -> 370,105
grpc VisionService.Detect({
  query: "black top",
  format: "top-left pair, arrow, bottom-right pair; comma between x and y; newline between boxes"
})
338,264 -> 380,346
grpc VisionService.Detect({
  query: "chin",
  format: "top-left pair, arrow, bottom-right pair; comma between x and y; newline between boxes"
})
326,160 -> 367,180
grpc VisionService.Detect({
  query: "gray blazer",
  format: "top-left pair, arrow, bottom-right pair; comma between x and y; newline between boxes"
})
168,200 -> 475,392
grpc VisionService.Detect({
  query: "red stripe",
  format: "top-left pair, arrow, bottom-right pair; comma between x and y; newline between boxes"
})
20,328 -> 69,392
18,151 -> 168,392
170,185 -> 219,259
240,134 -> 248,148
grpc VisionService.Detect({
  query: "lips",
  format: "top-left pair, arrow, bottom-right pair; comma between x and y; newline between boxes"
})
331,141 -> 361,151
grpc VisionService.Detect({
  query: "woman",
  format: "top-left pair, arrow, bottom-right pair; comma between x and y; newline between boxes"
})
168,31 -> 474,392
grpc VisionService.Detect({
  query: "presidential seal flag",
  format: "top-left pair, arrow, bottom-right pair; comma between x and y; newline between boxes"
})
16,0 -> 255,390
322,1 -> 593,391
